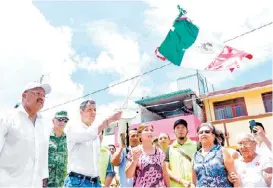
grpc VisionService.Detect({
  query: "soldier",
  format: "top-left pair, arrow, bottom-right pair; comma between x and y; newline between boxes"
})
45,111 -> 69,187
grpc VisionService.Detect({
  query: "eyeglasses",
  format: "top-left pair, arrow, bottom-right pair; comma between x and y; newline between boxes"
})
237,141 -> 254,147
198,130 -> 211,135
56,118 -> 68,123
29,91 -> 46,98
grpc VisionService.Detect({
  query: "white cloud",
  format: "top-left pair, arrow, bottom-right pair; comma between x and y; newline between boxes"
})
108,74 -> 152,98
0,1 -> 85,127
79,20 -> 153,97
144,0 -> 273,85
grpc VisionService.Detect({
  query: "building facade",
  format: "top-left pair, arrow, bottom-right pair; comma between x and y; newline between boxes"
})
202,80 -> 272,146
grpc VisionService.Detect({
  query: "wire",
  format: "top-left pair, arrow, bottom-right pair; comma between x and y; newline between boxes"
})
42,63 -> 170,111
223,22 -> 272,43
42,21 -> 272,112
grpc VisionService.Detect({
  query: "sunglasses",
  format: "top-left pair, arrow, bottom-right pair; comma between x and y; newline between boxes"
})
198,130 -> 211,135
56,118 -> 68,123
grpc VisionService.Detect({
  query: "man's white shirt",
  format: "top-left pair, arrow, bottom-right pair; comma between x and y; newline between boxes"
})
66,122 -> 100,177
0,106 -> 49,187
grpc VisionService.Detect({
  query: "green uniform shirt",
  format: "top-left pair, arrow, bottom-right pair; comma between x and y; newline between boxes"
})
47,131 -> 67,187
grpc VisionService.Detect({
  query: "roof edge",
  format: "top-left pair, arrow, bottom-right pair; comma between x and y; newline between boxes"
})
135,88 -> 193,104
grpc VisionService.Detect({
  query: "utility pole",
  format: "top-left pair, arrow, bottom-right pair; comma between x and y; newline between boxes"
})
39,75 -> 44,84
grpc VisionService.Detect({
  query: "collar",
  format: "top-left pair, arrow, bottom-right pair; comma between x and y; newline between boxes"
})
100,146 -> 109,152
81,121 -> 94,129
172,138 -> 193,148
50,129 -> 66,137
16,105 -> 42,119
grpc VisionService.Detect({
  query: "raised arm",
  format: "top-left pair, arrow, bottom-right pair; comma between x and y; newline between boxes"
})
67,112 -> 122,143
111,147 -> 124,166
111,133 -> 125,166
223,147 -> 241,187
125,147 -> 141,178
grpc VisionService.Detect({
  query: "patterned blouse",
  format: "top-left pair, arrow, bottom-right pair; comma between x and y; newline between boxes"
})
127,148 -> 165,187
193,145 -> 232,188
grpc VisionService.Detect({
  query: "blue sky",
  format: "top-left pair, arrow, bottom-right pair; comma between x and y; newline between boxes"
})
33,1 -> 272,106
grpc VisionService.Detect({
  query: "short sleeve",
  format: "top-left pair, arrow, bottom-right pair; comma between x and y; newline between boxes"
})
164,147 -> 170,162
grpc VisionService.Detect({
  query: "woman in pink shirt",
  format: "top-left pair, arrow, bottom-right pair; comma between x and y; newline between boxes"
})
125,123 -> 170,187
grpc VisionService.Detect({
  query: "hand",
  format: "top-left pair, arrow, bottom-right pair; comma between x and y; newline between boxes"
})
228,172 -> 238,183
131,146 -> 142,162
42,178 -> 48,187
253,126 -> 266,141
107,111 -> 122,124
180,180 -> 191,188
120,133 -> 126,148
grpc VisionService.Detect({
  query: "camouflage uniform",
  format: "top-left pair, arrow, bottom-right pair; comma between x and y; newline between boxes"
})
47,131 -> 67,187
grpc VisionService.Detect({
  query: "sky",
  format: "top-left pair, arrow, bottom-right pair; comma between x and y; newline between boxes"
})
0,0 -> 272,128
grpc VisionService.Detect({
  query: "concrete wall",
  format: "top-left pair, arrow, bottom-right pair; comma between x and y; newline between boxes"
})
140,107 -> 162,122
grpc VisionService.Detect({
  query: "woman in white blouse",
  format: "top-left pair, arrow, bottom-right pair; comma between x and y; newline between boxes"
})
234,133 -> 272,187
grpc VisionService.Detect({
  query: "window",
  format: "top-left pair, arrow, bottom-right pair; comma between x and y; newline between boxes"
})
214,98 -> 247,120
262,92 -> 272,112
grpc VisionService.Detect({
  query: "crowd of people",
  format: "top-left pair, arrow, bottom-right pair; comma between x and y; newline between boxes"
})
0,82 -> 272,187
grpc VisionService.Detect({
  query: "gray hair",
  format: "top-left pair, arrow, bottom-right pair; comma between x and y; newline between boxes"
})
236,133 -> 256,143
80,100 -> 96,110
197,122 -> 216,134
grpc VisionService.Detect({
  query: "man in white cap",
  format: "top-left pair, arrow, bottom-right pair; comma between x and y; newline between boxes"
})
0,81 -> 51,187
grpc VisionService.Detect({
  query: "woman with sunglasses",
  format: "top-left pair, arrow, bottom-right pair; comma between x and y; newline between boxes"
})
125,124 -> 170,187
192,123 -> 240,187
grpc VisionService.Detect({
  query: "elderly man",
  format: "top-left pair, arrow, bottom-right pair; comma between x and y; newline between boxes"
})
0,81 -> 51,187
64,99 -> 121,187
45,111 -> 69,187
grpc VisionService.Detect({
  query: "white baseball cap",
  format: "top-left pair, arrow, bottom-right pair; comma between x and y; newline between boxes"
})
23,81 -> 52,95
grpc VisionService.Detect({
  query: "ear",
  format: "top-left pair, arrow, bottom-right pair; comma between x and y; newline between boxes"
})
22,92 -> 26,99
80,109 -> 83,115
